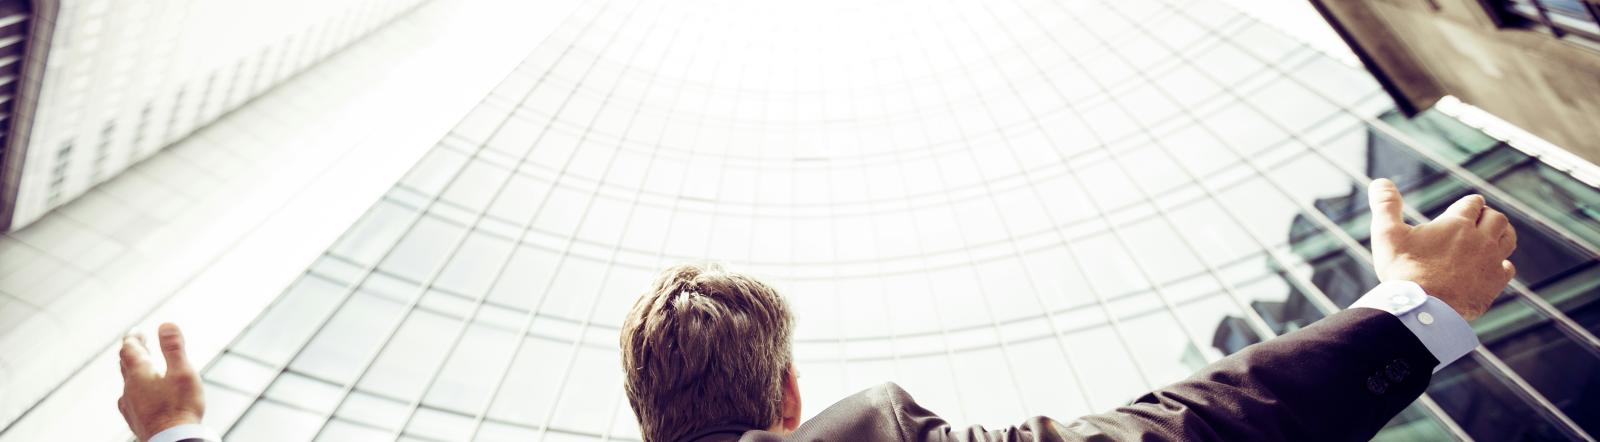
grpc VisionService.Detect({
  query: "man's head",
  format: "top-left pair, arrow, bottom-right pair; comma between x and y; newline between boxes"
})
621,263 -> 802,442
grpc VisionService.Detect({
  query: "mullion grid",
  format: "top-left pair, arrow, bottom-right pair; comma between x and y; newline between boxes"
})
477,12 -> 1244,168
569,5 -> 718,440
993,0 -> 1455,435
823,28 -> 904,402
430,48 -> 1274,255
839,21 -> 940,399
210,1 -> 615,439
109,11 -> 462,425
1014,0 -> 1474,437
984,0 -> 1342,323
943,0 -> 1298,376
203,0 -> 1597,439
834,14 -> 991,422
186,34 -> 416,433
1137,2 -> 1599,437
1195,1 -> 1600,301
976,0 -> 1475,436
789,7 -> 859,415
333,0 -> 648,436
898,0 -> 1110,417
982,0 -> 1310,356
1097,0 -> 1593,438
521,2 -> 732,438
510,3 -> 732,440
442,1 -> 673,439
931,0 -> 1222,399
889,2 -> 1113,416
380,0 -> 673,440
1162,0 -> 1600,348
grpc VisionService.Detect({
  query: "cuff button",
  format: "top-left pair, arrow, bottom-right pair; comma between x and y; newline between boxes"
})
1385,360 -> 1411,382
1418,312 -> 1435,325
1367,375 -> 1389,395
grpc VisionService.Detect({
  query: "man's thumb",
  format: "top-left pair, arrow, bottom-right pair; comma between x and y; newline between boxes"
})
1368,179 -> 1409,242
157,323 -> 192,375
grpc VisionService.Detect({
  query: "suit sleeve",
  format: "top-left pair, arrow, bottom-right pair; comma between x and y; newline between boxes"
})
1057,307 -> 1441,441
873,308 -> 1440,442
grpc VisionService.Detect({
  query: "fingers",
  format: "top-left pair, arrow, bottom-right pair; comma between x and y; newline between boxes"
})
1500,222 -> 1519,256
1367,179 -> 1409,239
158,323 -> 193,375
1442,194 -> 1487,222
1502,260 -> 1517,280
119,333 -> 151,378
1479,207 -> 1509,234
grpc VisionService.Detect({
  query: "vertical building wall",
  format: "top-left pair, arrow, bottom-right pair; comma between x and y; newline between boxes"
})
0,0 -> 582,435
1,0 -> 427,230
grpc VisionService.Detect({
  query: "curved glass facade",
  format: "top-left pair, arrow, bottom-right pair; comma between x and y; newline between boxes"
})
199,0 -> 1600,440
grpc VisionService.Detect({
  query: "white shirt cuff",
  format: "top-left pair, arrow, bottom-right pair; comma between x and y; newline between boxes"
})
1350,281 -> 1479,373
147,423 -> 219,442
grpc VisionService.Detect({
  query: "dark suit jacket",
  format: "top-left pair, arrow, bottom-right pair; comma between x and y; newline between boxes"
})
683,308 -> 1439,442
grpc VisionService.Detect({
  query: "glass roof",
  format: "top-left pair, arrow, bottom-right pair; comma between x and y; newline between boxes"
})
199,0 -> 1600,440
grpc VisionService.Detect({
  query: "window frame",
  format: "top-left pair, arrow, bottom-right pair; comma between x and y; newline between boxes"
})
1483,0 -> 1600,50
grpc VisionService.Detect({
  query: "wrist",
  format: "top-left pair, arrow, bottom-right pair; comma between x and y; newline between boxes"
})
1387,278 -> 1477,322
141,412 -> 201,440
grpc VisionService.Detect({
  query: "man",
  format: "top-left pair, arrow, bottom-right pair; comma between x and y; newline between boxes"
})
616,179 -> 1511,441
118,179 -> 1516,441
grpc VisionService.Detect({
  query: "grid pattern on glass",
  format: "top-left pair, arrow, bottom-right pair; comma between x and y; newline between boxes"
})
203,0 -> 1600,440
7,0 -> 430,229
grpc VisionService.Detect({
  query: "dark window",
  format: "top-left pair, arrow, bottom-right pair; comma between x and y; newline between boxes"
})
1491,0 -> 1600,48
91,121 -> 113,181
47,139 -> 70,205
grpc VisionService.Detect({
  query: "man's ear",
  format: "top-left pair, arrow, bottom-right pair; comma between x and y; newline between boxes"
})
779,364 -> 802,433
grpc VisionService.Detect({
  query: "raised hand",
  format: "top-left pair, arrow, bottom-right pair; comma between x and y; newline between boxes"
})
118,323 -> 206,442
1367,178 -> 1517,321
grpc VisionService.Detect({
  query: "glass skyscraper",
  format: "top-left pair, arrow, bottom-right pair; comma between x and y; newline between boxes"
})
0,0 -> 427,230
142,0 -> 1600,440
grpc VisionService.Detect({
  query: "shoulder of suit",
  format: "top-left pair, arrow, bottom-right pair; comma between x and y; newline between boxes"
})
780,382 -> 921,441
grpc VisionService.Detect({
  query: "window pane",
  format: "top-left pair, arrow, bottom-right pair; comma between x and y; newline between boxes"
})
423,323 -> 521,413
487,337 -> 574,425
315,419 -> 393,442
549,346 -> 624,431
434,232 -> 516,298
330,200 -> 420,265
232,276 -> 352,366
950,347 -> 1024,427
264,372 -> 345,415
1061,323 -> 1148,410
291,291 -> 407,384
378,215 -> 469,279
206,353 -> 278,395
405,406 -> 476,441
442,160 -> 513,212
228,401 -> 326,442
401,148 -> 471,195
357,309 -> 463,401
486,244 -> 560,311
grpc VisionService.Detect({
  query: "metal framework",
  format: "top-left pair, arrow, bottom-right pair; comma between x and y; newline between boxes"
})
1496,0 -> 1600,48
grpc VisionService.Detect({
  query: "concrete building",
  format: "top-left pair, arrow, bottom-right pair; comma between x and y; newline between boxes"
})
1310,0 -> 1600,166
